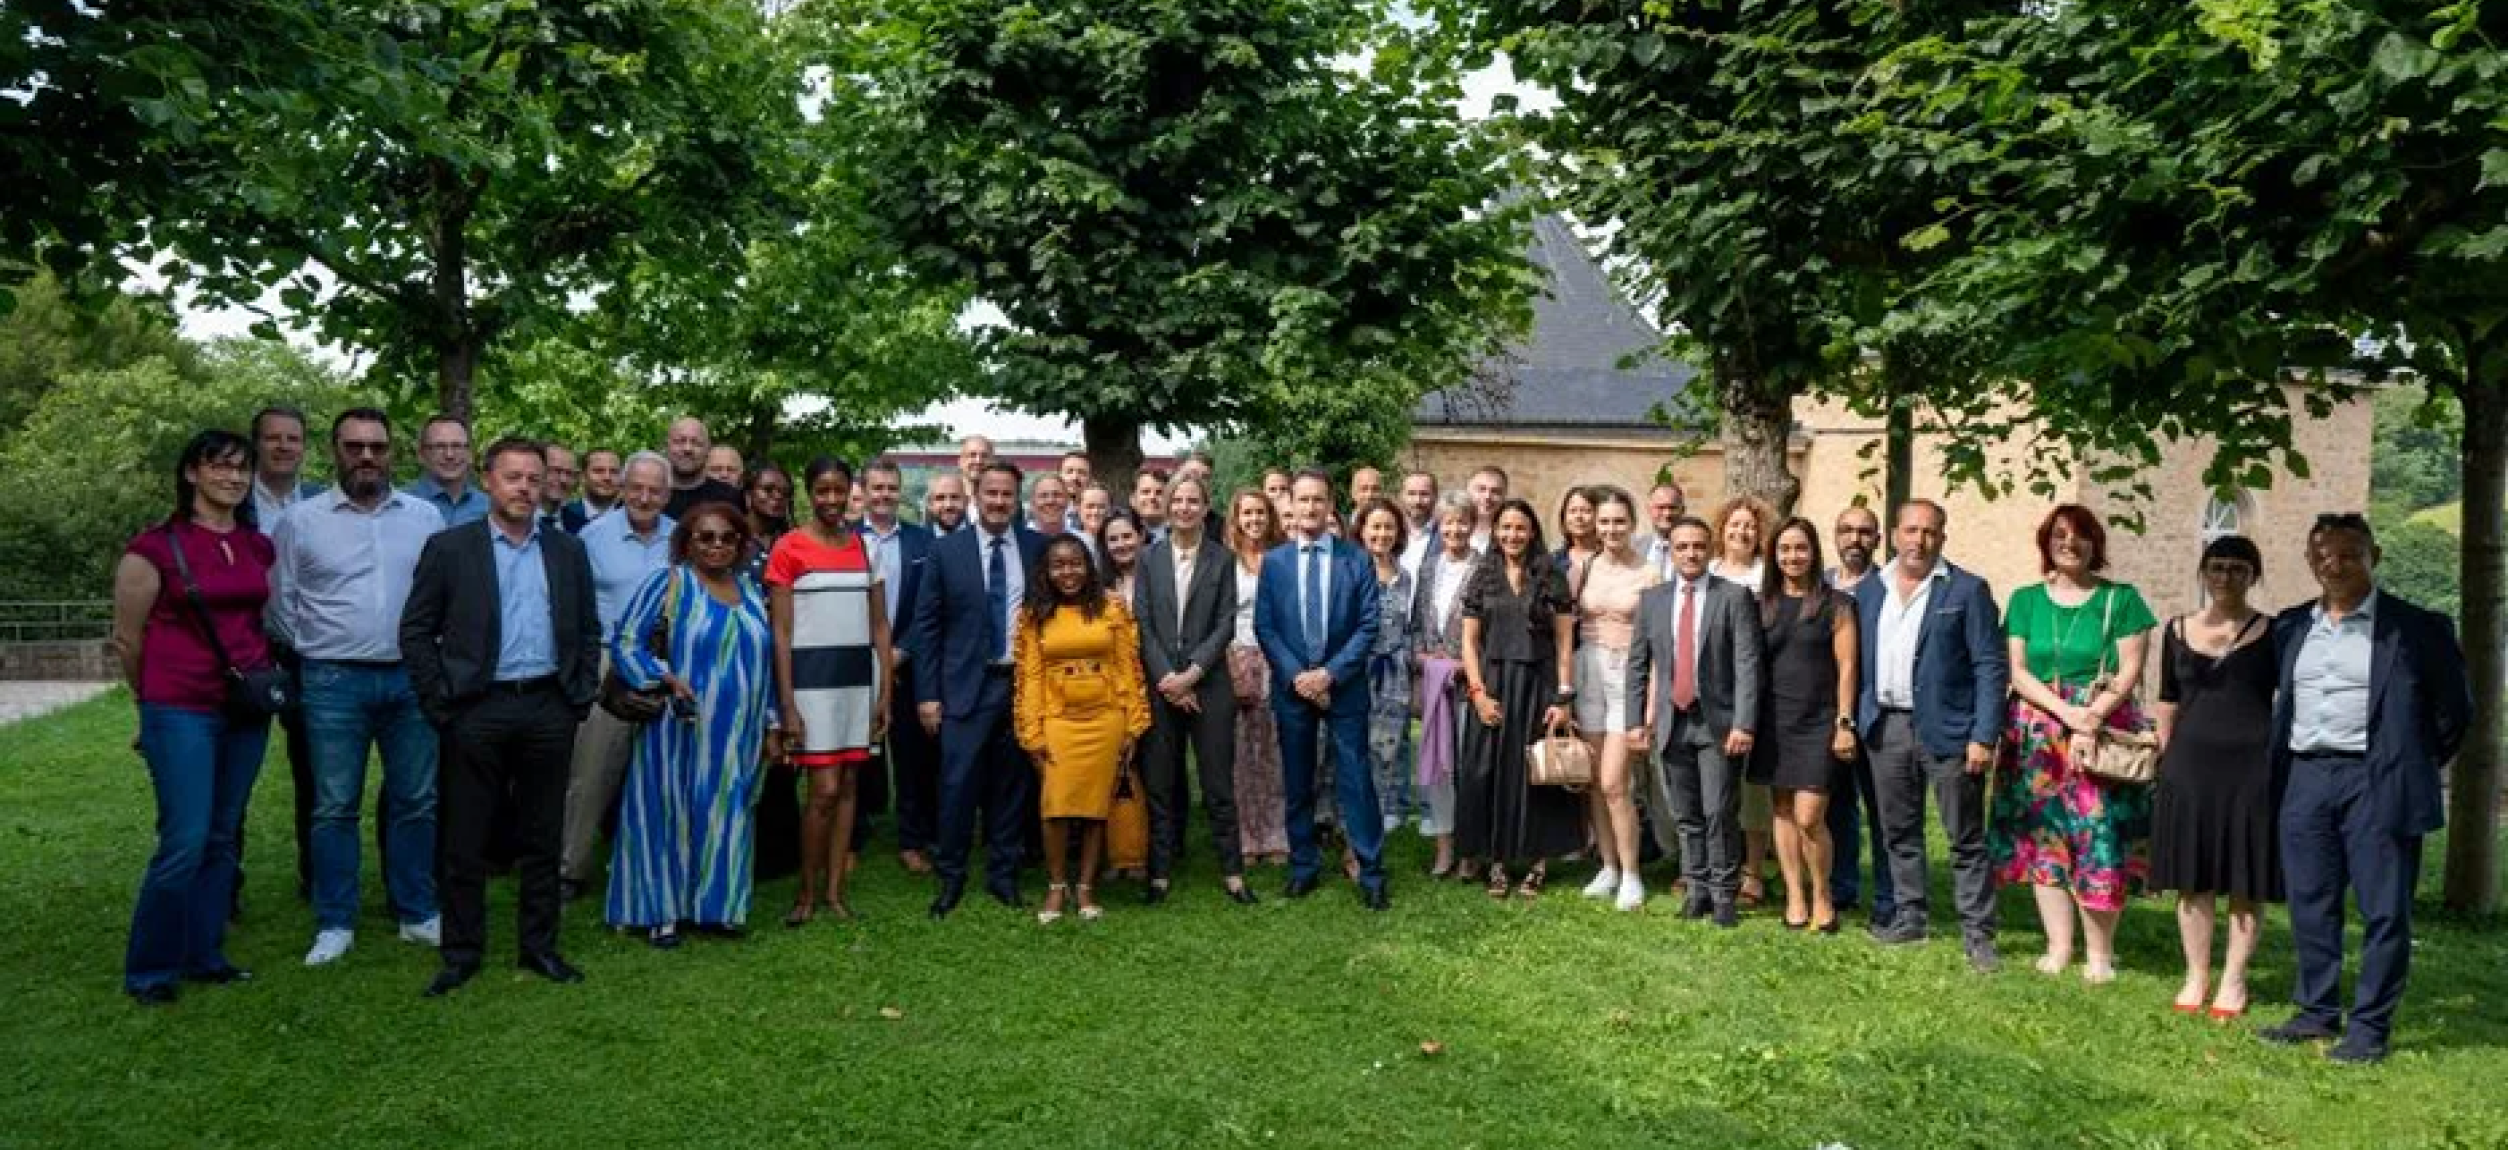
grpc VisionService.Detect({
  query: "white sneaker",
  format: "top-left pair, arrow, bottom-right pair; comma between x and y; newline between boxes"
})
1581,868 -> 1622,900
304,929 -> 354,966
1615,876 -> 1647,913
397,916 -> 442,947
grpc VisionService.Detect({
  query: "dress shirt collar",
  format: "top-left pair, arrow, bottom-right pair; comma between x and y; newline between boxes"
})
326,486 -> 412,515
862,516 -> 902,542
2310,588 -> 2379,627
491,519 -> 542,550
1296,531 -> 1330,551
979,523 -> 1015,548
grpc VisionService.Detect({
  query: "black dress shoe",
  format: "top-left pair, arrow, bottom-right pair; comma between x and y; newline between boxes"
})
1362,887 -> 1391,912
2327,1036 -> 2389,1065
1711,901 -> 1740,929
2258,1019 -> 2341,1046
128,984 -> 180,1007
1143,882 -> 1171,906
1284,876 -> 1320,899
186,966 -> 254,986
517,953 -> 585,984
647,928 -> 682,951
1225,884 -> 1260,906
559,879 -> 589,904
929,879 -> 966,919
1680,892 -> 1714,920
986,879 -> 1025,909
423,965 -> 479,998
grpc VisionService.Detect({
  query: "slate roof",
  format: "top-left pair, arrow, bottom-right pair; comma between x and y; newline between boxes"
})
1414,212 -> 1705,432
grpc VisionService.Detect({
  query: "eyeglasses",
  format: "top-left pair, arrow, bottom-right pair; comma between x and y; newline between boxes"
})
2201,561 -> 2255,578
690,531 -> 742,547
338,440 -> 391,457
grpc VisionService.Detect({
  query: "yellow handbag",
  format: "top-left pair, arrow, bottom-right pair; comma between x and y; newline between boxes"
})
1106,762 -> 1150,871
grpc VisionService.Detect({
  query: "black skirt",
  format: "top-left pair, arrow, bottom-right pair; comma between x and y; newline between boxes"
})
1454,659 -> 1586,865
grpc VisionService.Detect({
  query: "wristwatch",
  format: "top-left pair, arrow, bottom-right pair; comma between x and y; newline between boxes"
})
1835,716 -> 1856,731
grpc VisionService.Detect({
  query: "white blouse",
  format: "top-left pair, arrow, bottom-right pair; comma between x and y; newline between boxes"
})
1232,563 -> 1261,646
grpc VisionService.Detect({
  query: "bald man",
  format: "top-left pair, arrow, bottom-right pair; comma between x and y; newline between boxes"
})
662,416 -> 742,520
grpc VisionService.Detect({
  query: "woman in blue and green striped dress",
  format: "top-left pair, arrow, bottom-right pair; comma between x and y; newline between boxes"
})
606,502 -> 778,947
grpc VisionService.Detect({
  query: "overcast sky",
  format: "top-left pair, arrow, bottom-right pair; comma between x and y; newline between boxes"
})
166,54 -> 1551,453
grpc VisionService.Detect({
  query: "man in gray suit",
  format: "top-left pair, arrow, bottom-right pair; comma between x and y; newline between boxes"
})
1626,515 -> 1764,926
1131,475 -> 1253,905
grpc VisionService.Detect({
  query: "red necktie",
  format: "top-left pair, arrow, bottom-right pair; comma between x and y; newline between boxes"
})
1670,581 -> 1698,711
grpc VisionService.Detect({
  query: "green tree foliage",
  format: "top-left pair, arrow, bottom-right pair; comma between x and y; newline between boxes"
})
2369,383 -> 2464,523
129,0 -> 796,422
0,272 -> 200,440
0,339 -> 355,600
2382,520 -> 2464,623
844,0 -> 1534,497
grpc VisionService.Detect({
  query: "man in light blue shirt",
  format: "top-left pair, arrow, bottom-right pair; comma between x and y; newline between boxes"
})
2287,592 -> 2374,754
275,408 -> 447,968
559,451 -> 674,892
409,414 -> 489,527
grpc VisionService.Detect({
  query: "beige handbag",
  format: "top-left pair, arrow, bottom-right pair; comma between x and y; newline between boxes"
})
1526,718 -> 1594,789
2071,587 -> 2161,785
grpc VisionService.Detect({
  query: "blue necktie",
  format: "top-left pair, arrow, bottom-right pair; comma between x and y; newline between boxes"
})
1302,543 -> 1325,661
986,536 -> 1008,661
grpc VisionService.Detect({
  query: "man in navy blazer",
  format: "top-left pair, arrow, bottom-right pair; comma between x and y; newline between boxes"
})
1253,470 -> 1389,909
1853,499 -> 2010,972
2258,514 -> 2470,1064
907,460 -> 1047,918
860,460 -> 939,872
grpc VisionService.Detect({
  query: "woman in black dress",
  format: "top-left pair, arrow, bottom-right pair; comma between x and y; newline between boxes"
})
2152,534 -> 2280,1021
740,463 -> 803,884
1457,499 -> 1584,899
1750,519 -> 1860,933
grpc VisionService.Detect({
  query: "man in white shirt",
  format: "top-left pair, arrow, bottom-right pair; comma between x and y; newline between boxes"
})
1466,466 -> 1508,553
1635,482 -> 1687,578
1397,470 -> 1439,577
1626,516 -> 1764,926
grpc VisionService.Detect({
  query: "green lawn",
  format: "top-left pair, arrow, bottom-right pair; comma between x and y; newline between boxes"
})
4,693 -> 2505,1150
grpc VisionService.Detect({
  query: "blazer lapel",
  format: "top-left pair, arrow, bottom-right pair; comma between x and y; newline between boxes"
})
2369,603 -> 2402,722
472,522 -> 504,664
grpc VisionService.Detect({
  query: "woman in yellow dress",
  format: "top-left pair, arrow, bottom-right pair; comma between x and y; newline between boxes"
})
1014,534 -> 1153,924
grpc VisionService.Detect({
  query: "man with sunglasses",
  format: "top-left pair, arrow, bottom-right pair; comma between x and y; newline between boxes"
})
269,409 -> 448,969
2259,513 -> 2470,1064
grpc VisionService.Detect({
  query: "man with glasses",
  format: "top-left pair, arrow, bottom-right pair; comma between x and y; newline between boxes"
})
1635,482 -> 1687,578
1823,504 -> 1892,924
410,415 -> 488,528
2258,514 -> 2470,1064
558,452 -> 676,899
539,445 -> 581,534
270,409 -> 448,968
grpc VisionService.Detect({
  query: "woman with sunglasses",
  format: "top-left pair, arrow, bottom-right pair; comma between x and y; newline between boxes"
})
766,458 -> 894,925
603,503 -> 776,947
2151,534 -> 2280,1020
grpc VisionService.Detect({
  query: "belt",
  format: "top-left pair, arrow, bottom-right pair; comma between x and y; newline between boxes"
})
312,658 -> 401,672
486,674 -> 561,695
2293,748 -> 2366,762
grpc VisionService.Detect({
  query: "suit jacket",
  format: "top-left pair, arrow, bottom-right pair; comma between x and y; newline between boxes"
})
907,523 -> 1046,718
1852,561 -> 2008,757
1135,533 -> 1237,705
1625,575 -> 1764,751
2268,590 -> 2471,837
860,519 -> 935,661
1252,535 -> 1380,718
1408,547 -> 1482,660
397,518 -> 602,725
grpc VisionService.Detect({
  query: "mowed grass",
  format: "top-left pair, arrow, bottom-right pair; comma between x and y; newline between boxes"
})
4,692 -> 2506,1150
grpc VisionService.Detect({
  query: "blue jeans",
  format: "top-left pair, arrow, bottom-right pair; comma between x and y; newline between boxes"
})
126,704 -> 268,992
304,661 -> 439,929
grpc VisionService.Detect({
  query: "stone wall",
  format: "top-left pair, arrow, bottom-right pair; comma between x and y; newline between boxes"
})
0,641 -> 115,682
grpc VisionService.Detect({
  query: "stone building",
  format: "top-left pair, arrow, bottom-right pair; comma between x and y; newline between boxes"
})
1407,214 -> 2374,623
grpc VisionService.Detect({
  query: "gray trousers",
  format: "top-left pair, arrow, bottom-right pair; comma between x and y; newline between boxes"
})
559,654 -> 639,885
1867,711 -> 1995,939
1651,710 -> 1742,899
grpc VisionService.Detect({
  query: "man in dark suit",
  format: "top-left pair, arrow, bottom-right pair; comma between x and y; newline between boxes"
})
1133,474 -> 1251,905
1853,499 -> 2009,972
1253,469 -> 1388,909
908,459 -> 1047,917
859,459 -> 939,874
1626,515 -> 1764,927
2258,513 -> 2470,1064
398,438 -> 602,997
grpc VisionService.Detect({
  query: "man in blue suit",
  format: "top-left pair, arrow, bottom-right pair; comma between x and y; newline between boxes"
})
1253,469 -> 1389,909
1853,499 -> 2009,972
2258,514 -> 2469,1065
859,459 -> 938,872
908,460 -> 1046,918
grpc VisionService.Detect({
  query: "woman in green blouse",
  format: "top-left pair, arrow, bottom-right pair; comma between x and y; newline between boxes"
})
1994,505 -> 2158,985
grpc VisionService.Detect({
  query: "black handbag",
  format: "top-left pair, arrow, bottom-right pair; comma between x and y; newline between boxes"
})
163,525 -> 297,718
597,568 -> 681,723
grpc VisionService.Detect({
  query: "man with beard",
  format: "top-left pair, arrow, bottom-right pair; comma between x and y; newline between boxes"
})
924,470 -> 971,535
561,450 -> 623,534
662,416 -> 742,521
1396,470 -> 1438,578
1821,503 -> 1892,923
272,409 -> 449,967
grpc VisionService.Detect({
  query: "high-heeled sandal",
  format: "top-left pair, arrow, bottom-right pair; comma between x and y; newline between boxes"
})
782,904 -> 814,929
1485,864 -> 1511,900
1077,884 -> 1103,922
1517,866 -> 1546,900
1037,883 -> 1069,925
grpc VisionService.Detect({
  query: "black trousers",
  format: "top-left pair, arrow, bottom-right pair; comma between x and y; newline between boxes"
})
1143,688 -> 1239,880
437,681 -> 575,969
886,681 -> 941,854
933,672 -> 1033,888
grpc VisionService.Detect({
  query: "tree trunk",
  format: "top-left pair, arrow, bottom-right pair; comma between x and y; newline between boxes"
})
1884,369 -> 1915,537
743,401 -> 777,465
1715,356 -> 1800,515
1083,413 -> 1144,512
436,336 -> 480,425
429,159 -> 479,423
2444,346 -> 2504,915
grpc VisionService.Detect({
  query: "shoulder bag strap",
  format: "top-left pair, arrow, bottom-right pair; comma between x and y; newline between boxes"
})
2092,583 -> 2120,693
163,524 -> 243,679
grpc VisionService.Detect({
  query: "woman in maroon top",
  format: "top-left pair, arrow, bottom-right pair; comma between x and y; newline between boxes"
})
109,429 -> 279,1006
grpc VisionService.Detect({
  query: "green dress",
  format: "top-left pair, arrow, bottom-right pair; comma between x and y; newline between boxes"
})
1991,581 -> 2158,912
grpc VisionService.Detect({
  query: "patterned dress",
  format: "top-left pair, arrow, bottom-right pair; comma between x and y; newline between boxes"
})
1363,564 -> 1418,831
765,529 -> 883,770
606,566 -> 775,929
1229,561 -> 1290,857
1991,581 -> 2160,912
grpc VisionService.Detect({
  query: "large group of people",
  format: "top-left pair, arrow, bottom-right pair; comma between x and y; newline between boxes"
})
106,416 -> 2471,1067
